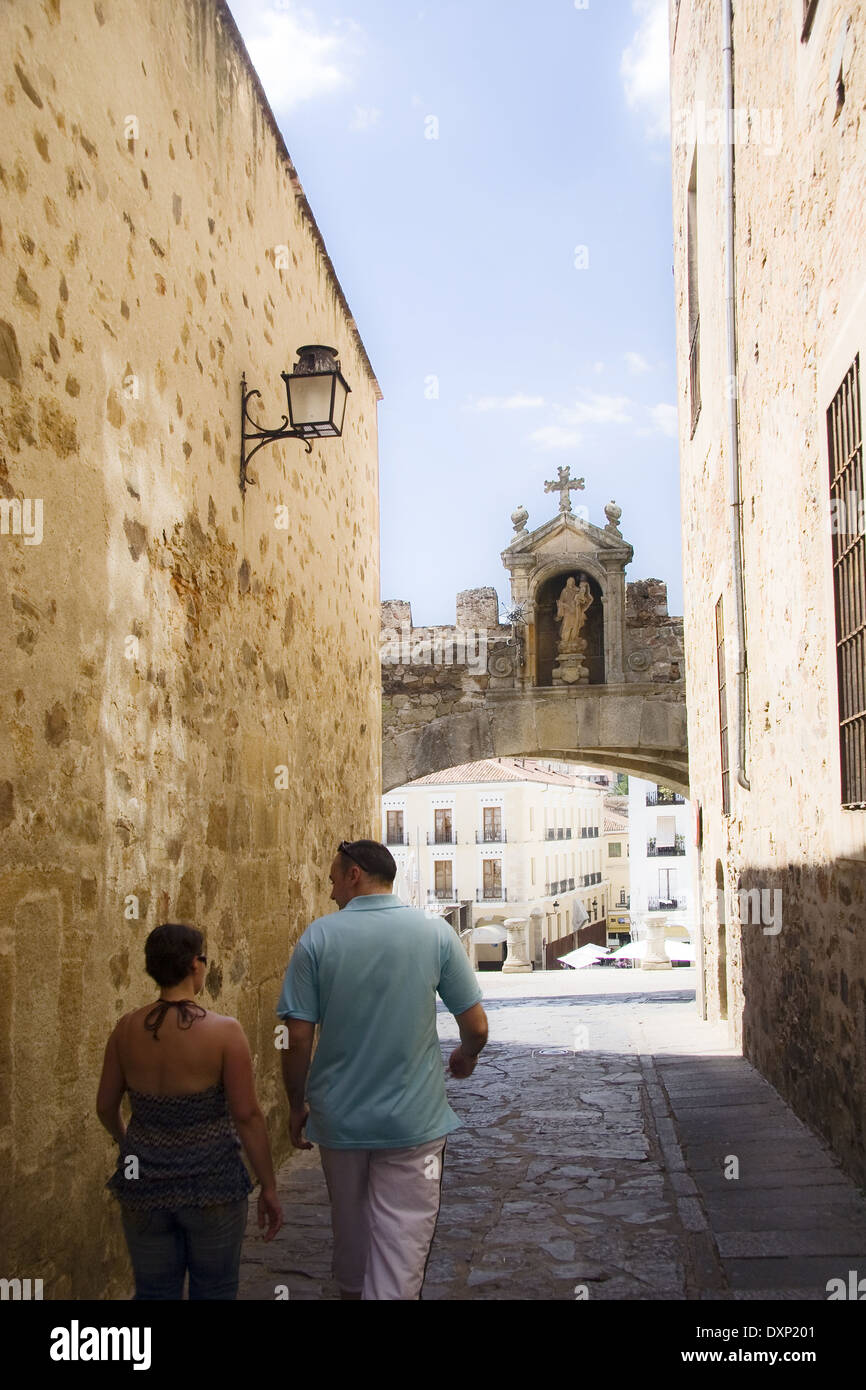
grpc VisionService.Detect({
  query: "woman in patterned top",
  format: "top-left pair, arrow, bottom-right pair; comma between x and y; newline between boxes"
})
97,922 -> 283,1299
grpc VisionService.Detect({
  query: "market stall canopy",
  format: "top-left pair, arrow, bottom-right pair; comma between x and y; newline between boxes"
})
611,940 -> 647,959
464,924 -> 508,944
665,938 -> 695,961
557,944 -> 610,969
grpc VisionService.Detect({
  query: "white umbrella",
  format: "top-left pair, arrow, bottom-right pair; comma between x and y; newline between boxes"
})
665,938 -> 695,961
464,924 -> 508,944
557,944 -> 610,969
611,940 -> 647,959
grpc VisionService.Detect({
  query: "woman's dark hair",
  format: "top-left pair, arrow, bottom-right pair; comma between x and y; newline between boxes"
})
145,922 -> 204,988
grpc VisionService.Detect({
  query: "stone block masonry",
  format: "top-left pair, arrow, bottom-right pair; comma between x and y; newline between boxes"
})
0,0 -> 381,1296
671,0 -> 866,1182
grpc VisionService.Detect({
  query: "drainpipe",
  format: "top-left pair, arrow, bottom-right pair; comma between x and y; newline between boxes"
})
723,0 -> 750,792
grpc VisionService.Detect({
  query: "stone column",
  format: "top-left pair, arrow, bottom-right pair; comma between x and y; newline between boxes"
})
506,553 -> 535,690
502,917 -> 532,973
599,554 -> 627,684
641,914 -> 672,970
530,905 -> 544,969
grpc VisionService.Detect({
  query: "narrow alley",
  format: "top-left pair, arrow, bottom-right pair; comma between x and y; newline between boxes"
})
239,970 -> 866,1302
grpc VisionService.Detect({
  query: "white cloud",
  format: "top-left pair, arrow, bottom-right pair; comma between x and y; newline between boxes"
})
592,361 -> 605,374
625,351 -> 652,374
529,425 -> 583,451
471,393 -> 546,413
231,1 -> 354,112
350,105 -> 381,131
560,393 -> 632,426
649,402 -> 678,436
621,0 -> 670,140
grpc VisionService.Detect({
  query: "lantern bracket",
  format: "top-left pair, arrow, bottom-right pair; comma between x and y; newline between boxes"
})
240,374 -> 312,495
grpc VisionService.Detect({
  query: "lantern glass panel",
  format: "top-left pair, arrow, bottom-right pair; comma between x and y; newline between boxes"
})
331,375 -> 349,434
288,372 -> 334,430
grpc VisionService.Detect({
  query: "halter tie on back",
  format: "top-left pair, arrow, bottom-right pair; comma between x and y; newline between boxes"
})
144,998 -> 207,1041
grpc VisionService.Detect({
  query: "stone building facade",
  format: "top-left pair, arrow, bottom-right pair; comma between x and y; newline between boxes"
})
382,757 -> 609,966
0,1 -> 381,1295
671,0 -> 866,1180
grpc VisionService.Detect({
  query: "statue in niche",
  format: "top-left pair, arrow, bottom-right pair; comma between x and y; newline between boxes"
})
555,577 -> 593,651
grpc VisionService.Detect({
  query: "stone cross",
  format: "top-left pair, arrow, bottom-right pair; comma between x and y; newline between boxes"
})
544,464 -> 585,516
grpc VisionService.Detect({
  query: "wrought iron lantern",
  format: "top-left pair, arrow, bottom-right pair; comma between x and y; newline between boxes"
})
240,345 -> 351,494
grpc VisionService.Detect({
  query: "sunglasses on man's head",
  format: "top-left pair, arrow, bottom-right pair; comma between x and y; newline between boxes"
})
337,841 -> 370,872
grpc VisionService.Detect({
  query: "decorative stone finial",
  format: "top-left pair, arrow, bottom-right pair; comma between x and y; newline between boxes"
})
511,504 -> 529,534
604,499 -> 623,534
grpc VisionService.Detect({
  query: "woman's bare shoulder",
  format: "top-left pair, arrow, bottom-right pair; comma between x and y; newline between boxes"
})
115,1004 -> 152,1029
203,1010 -> 245,1031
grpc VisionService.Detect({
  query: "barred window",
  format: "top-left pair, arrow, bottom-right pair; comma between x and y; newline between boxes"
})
828,355 -> 865,807
716,596 -> 730,816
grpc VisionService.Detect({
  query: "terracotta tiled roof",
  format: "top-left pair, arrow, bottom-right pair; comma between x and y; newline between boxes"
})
405,758 -> 600,789
604,810 -> 630,833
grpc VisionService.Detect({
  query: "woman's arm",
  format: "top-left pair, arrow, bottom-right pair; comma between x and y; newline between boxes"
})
222,1019 -> 283,1241
96,1025 -> 127,1144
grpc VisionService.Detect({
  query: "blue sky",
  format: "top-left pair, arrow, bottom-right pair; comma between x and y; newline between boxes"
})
228,0 -> 682,621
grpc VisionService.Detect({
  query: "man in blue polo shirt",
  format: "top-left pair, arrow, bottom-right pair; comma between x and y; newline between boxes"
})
277,839 -> 488,1301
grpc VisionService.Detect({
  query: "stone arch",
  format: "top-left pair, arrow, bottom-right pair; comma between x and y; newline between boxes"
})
382,689 -> 689,794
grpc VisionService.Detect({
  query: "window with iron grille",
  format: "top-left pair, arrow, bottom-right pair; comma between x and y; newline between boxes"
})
716,596 -> 730,815
828,354 -> 865,807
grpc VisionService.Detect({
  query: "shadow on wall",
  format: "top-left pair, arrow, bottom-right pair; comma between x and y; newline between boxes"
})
734,856 -> 866,1187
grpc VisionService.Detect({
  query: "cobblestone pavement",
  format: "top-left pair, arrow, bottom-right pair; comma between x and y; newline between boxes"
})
238,968 -> 866,1301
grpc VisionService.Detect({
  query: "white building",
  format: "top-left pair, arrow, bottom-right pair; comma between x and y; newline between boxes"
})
627,778 -> 694,951
603,804 -> 631,948
383,758 -> 609,969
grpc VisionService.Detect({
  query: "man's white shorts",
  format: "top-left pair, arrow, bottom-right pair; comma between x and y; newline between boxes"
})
318,1135 -> 447,1300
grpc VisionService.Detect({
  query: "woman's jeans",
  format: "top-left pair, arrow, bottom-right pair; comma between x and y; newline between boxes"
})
120,1198 -> 249,1300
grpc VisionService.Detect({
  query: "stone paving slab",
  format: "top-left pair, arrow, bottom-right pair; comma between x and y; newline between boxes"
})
237,968 -> 866,1301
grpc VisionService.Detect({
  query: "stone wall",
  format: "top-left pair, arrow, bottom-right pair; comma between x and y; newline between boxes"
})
0,0 -> 381,1296
671,0 -> 866,1180
625,579 -> 684,682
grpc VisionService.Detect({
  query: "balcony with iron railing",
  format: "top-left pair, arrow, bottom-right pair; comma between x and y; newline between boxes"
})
646,835 -> 686,857
579,826 -> 599,838
544,877 -> 577,895
476,829 -> 507,843
427,830 -> 458,844
427,888 -> 457,903
581,872 -> 603,887
545,828 -> 573,840
385,832 -> 409,846
476,887 -> 507,902
647,895 -> 687,911
645,790 -> 686,806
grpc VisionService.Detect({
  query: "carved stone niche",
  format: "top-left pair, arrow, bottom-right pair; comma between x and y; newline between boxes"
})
500,509 -> 633,688
536,568 -> 603,687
